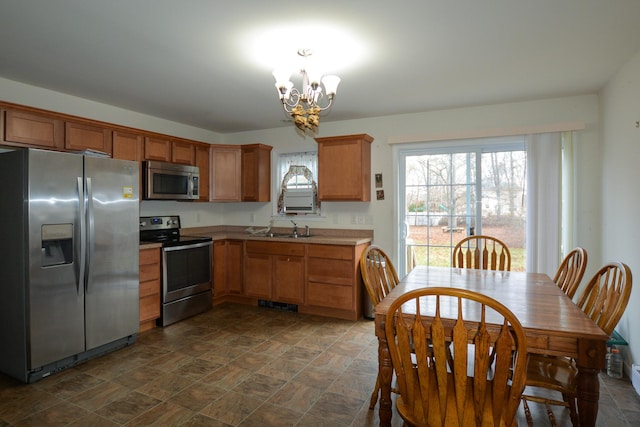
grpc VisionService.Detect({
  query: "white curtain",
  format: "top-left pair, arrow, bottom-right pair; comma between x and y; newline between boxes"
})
278,151 -> 317,185
561,132 -> 576,256
526,132 -> 562,275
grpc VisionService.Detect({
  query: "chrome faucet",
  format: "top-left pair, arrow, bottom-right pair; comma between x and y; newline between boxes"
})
290,220 -> 298,236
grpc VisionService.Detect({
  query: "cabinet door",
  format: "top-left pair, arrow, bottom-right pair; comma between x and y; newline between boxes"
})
172,140 -> 195,165
3,109 -> 64,149
65,122 -> 112,154
211,146 -> 241,201
242,144 -> 272,201
244,253 -> 272,298
144,136 -> 171,161
316,134 -> 373,201
227,240 -> 243,294
195,144 -> 210,201
213,240 -> 227,297
273,255 -> 305,304
139,247 -> 161,330
213,239 -> 243,298
113,131 -> 143,161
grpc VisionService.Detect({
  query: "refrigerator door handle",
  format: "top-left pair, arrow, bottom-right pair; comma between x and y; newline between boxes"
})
77,177 -> 86,296
85,177 -> 95,292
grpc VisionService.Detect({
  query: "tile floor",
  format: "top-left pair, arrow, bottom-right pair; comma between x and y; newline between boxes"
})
1,303 -> 639,426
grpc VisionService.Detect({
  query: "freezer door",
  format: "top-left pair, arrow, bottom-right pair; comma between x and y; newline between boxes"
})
84,156 -> 139,350
28,150 -> 85,368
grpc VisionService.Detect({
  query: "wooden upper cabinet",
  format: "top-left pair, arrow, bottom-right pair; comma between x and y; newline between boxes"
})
210,145 -> 242,202
3,109 -> 64,150
144,136 -> 171,161
241,144 -> 272,202
172,140 -> 195,165
315,133 -> 373,201
112,131 -> 143,161
65,121 -> 112,154
195,143 -> 210,201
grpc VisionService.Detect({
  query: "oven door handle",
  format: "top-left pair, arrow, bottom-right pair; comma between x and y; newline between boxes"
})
162,241 -> 213,252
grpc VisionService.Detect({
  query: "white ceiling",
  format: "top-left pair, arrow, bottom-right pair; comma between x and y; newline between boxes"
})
1,1 -> 640,134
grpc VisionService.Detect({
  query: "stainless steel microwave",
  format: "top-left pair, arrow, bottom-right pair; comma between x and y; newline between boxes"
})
143,161 -> 199,200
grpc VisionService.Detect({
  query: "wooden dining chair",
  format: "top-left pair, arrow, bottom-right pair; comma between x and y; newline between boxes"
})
522,261 -> 632,426
360,245 -> 400,306
554,247 -> 588,299
452,235 -> 511,271
360,245 -> 401,409
385,287 -> 528,426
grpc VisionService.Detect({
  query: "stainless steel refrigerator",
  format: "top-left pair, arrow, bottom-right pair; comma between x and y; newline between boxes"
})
0,148 -> 140,383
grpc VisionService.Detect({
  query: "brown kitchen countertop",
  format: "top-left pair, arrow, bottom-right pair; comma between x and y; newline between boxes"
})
179,225 -> 373,246
139,242 -> 162,249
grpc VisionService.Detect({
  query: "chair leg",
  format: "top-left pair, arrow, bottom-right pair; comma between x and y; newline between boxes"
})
369,374 -> 381,409
564,394 -> 579,427
545,402 -> 558,427
522,398 -> 534,427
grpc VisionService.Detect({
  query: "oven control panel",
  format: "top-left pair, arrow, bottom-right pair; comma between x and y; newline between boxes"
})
139,215 -> 180,231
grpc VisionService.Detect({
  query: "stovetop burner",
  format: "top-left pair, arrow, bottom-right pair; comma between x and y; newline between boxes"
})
139,215 -> 212,247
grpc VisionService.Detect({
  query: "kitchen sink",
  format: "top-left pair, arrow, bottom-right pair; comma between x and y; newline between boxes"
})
261,233 -> 311,239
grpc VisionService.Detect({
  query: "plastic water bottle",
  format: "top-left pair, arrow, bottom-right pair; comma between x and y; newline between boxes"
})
607,347 -> 623,379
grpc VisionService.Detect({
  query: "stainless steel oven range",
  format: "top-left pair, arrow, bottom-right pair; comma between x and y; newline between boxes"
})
139,216 -> 212,326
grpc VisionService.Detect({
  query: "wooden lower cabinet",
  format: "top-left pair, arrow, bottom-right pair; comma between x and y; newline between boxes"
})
213,239 -> 243,303
273,255 -> 305,304
212,239 -> 369,321
303,243 -> 369,320
139,246 -> 161,332
244,241 -> 305,304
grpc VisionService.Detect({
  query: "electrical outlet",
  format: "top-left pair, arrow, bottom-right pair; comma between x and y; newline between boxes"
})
250,213 -> 255,223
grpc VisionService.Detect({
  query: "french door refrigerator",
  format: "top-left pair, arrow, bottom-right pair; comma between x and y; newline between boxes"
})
0,148 -> 140,383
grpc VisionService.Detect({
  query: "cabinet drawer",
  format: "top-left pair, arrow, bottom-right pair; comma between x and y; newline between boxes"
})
307,281 -> 353,310
140,248 -> 160,265
307,244 -> 353,260
140,263 -> 160,282
140,279 -> 160,298
307,258 -> 353,285
140,293 -> 161,322
245,241 -> 305,257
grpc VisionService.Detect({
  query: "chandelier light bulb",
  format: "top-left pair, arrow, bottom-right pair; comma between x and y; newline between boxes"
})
272,69 -> 291,87
321,75 -> 340,97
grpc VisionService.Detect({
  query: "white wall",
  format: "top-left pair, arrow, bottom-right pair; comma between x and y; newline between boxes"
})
600,49 -> 640,372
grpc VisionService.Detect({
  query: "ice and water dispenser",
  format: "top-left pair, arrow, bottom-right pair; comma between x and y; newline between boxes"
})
41,224 -> 73,267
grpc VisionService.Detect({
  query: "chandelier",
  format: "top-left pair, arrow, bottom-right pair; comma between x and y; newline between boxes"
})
272,49 -> 340,133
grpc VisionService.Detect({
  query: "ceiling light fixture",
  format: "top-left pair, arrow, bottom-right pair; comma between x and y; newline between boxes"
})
272,49 -> 340,133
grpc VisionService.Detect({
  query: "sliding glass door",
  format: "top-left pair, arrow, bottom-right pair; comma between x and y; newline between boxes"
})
398,137 -> 527,276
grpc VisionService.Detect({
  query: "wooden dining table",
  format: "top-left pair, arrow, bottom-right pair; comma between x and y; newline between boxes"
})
373,265 -> 609,427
